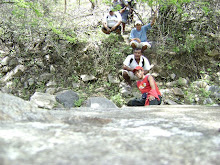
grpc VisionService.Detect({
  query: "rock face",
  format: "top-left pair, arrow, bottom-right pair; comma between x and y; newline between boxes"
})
0,92 -> 220,165
85,97 -> 118,109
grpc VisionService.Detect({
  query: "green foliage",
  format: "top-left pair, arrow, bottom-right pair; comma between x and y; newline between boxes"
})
74,98 -> 85,107
111,93 -> 125,107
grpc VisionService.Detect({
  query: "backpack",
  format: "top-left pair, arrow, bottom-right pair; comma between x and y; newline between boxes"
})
129,57 -> 145,67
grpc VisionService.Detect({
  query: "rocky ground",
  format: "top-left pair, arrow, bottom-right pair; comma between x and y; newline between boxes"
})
0,92 -> 220,165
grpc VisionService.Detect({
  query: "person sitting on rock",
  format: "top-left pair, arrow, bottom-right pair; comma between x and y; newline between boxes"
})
122,48 -> 151,87
127,66 -> 162,106
129,12 -> 157,52
102,7 -> 122,35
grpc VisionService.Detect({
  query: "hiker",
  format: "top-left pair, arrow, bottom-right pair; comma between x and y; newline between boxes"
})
127,66 -> 162,106
112,0 -> 130,34
102,7 -> 122,34
129,12 -> 157,52
122,48 -> 151,87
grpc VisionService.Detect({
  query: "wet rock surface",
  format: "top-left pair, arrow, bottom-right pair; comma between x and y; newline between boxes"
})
0,92 -> 219,165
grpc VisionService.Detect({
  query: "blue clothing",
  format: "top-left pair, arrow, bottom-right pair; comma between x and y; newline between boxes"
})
129,23 -> 151,42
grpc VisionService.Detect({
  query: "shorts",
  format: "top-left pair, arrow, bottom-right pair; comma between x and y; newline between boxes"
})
130,40 -> 151,48
121,10 -> 129,23
102,25 -> 121,31
122,70 -> 139,80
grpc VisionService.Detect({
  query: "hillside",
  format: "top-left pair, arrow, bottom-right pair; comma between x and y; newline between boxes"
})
0,0 -> 219,107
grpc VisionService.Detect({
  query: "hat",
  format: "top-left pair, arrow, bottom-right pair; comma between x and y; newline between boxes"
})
109,7 -> 114,12
135,20 -> 142,26
133,66 -> 143,73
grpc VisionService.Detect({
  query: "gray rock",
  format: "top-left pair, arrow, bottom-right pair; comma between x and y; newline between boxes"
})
56,90 -> 79,108
46,80 -> 57,87
95,87 -> 105,92
1,56 -> 11,66
170,73 -> 176,80
45,88 -> 57,95
166,81 -> 177,87
108,74 -> 120,84
208,49 -> 219,57
8,58 -> 19,66
50,65 -> 56,73
30,92 -> 56,109
28,78 -> 35,86
85,97 -> 118,109
160,89 -> 173,96
178,77 -> 188,87
39,73 -> 53,82
120,87 -> 133,97
81,74 -> 97,82
164,99 -> 178,105
193,81 -> 208,88
72,83 -> 80,88
0,65 -> 25,82
203,98 -> 214,105
208,85 -> 220,93
173,88 -> 184,97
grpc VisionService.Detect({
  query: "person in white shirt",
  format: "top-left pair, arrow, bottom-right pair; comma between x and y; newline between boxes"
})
102,7 -> 122,34
122,48 -> 151,86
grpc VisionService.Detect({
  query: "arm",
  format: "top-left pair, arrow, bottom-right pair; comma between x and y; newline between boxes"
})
151,11 -> 157,26
130,38 -> 141,43
123,64 -> 134,72
111,13 -> 122,30
103,15 -> 111,32
144,70 -> 149,75
148,75 -> 156,101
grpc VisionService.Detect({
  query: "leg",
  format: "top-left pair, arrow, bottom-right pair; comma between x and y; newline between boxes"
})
127,98 -> 145,106
122,71 -> 132,86
130,40 -> 138,50
114,25 -> 121,35
149,96 -> 162,105
122,22 -> 126,33
102,27 -> 111,34
141,45 -> 148,52
141,42 -> 151,52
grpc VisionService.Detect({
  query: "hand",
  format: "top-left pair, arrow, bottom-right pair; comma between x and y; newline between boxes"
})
107,27 -> 111,32
149,96 -> 155,101
111,26 -> 116,31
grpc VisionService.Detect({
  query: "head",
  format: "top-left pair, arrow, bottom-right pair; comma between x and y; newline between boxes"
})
133,66 -> 144,79
109,7 -> 115,16
134,48 -> 142,61
135,20 -> 142,31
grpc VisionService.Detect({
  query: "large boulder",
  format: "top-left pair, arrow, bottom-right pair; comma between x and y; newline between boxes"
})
56,90 -> 79,108
0,92 -> 39,121
85,97 -> 118,109
30,92 -> 57,109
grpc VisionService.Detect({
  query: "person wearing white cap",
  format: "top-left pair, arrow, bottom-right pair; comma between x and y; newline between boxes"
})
102,7 -> 122,34
129,12 -> 157,52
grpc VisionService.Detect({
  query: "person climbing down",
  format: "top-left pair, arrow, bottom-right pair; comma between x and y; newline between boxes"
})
102,7 -> 122,35
122,48 -> 151,87
112,0 -> 130,35
129,11 -> 157,52
127,66 -> 162,106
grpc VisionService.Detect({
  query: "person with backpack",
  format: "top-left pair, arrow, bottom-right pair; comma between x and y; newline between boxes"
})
122,48 -> 151,87
129,11 -> 157,52
102,7 -> 122,34
127,65 -> 162,106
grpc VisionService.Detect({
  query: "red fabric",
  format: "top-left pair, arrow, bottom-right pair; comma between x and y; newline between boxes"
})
136,75 -> 161,95
145,89 -> 160,106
